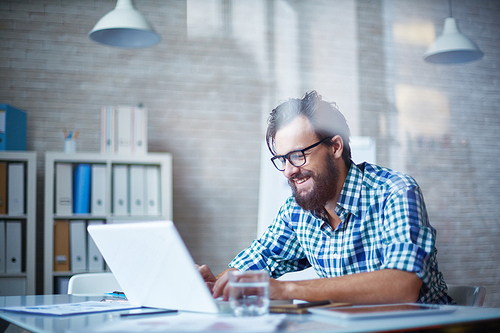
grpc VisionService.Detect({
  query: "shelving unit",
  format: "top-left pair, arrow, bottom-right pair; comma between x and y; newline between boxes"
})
0,151 -> 36,295
43,152 -> 172,294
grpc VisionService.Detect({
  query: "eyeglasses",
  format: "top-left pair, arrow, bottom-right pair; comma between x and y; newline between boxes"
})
270,137 -> 332,171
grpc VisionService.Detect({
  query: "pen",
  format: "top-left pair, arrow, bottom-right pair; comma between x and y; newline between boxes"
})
73,131 -> 79,140
63,128 -> 68,138
120,309 -> 178,317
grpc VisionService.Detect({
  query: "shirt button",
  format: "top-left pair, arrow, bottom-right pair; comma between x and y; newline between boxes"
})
333,253 -> 340,259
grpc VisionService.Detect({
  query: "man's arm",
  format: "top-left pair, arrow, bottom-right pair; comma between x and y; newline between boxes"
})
271,269 -> 422,304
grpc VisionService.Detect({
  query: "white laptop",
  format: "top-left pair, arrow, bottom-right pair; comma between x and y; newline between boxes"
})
87,220 -> 221,314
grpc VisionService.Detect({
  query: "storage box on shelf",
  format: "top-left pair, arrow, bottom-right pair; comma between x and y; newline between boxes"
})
0,151 -> 36,295
43,152 -> 172,294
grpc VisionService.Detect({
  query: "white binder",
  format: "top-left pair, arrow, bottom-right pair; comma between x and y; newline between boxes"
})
116,106 -> 133,155
112,165 -> 129,216
91,164 -> 106,216
6,221 -> 22,273
56,163 -> 73,215
145,165 -> 160,216
0,221 -> 5,273
129,165 -> 145,216
133,106 -> 147,155
70,220 -> 87,272
87,220 -> 104,271
7,163 -> 24,215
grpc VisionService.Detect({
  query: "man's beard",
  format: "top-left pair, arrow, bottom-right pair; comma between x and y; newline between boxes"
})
288,153 -> 339,212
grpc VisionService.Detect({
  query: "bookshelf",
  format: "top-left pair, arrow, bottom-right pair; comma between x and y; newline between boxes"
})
0,151 -> 36,295
43,152 -> 172,294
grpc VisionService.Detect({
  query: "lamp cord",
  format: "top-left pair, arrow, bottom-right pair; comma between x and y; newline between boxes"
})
449,0 -> 453,17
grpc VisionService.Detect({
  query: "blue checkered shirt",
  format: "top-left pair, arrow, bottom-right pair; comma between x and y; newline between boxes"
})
229,162 -> 453,304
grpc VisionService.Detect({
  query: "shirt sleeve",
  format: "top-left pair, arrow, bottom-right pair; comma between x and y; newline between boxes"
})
229,199 -> 311,278
379,184 -> 436,289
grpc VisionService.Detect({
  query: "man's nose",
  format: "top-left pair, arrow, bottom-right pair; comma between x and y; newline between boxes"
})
283,160 -> 300,179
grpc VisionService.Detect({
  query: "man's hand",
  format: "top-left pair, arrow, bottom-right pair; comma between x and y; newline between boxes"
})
211,268 -> 237,300
196,264 -> 217,293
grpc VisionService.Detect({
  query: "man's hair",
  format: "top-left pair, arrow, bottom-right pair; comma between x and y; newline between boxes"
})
266,90 -> 351,167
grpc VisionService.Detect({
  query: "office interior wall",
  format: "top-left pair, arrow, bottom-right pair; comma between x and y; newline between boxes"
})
0,0 -> 499,306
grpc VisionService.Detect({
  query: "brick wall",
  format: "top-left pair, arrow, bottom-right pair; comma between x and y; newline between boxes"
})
0,0 -> 499,306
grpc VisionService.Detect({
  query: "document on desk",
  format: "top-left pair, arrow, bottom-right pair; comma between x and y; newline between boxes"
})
0,301 -> 141,316
80,313 -> 287,333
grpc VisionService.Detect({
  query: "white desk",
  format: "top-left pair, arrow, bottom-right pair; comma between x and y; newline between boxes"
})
1,295 -> 500,333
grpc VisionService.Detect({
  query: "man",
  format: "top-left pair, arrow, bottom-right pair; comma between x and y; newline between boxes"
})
198,91 -> 453,304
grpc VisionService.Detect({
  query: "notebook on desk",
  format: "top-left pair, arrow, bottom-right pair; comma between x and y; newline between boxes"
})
87,220 -> 223,314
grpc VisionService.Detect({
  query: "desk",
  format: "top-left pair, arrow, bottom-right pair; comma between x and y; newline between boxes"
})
1,295 -> 500,333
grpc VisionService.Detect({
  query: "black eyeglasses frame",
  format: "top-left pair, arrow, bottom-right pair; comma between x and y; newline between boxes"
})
270,136 -> 333,171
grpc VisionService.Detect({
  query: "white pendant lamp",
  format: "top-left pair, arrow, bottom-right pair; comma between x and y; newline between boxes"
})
423,0 -> 483,64
89,0 -> 160,48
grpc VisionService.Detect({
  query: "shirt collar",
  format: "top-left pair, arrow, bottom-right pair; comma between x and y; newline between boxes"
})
335,162 -> 363,218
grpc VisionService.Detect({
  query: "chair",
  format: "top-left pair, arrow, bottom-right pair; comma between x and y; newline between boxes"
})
67,272 -> 121,295
447,284 -> 486,306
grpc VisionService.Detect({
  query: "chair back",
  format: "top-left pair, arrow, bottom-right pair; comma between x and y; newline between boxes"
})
447,284 -> 486,306
67,272 -> 121,295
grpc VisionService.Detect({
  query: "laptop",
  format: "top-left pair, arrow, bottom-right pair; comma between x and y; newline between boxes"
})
87,220 -> 221,314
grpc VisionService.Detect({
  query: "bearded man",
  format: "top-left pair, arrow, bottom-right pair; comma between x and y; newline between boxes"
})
198,91 -> 454,305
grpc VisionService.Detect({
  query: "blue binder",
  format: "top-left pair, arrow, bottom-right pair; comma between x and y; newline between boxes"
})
73,164 -> 91,214
0,104 -> 27,151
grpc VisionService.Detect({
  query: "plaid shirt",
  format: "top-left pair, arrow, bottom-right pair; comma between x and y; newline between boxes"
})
229,162 -> 453,304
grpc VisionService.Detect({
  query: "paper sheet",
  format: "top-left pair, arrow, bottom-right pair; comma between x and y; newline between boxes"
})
0,301 -> 141,316
76,313 -> 287,332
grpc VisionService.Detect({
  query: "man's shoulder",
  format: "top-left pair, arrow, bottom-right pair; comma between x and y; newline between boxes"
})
359,162 -> 418,192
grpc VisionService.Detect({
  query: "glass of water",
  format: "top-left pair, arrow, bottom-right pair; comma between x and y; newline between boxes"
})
228,270 -> 269,316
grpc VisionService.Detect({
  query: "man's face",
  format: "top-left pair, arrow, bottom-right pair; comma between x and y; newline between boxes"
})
275,116 -> 339,211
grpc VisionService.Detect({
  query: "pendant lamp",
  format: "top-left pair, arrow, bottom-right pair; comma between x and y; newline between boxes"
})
423,0 -> 483,64
89,0 -> 160,48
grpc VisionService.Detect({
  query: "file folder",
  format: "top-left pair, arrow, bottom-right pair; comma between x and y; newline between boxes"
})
0,277 -> 26,296
116,106 -> 133,155
129,165 -> 145,216
91,164 -> 106,216
112,165 -> 129,216
73,164 -> 91,214
7,163 -> 24,215
70,220 -> 87,272
0,220 -> 5,273
0,104 -> 27,151
53,220 -> 70,271
5,221 -> 22,273
55,163 -> 73,215
145,165 -> 160,216
133,106 -> 147,155
87,220 -> 104,271
0,162 -> 6,214
101,106 -> 116,154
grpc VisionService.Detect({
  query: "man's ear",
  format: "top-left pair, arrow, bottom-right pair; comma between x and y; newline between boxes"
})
330,135 -> 344,159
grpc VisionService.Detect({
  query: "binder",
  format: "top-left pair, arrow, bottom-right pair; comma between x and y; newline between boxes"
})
7,163 -> 24,216
0,162 -> 6,214
0,104 -> 27,151
55,163 -> 73,215
101,106 -> 116,154
116,106 -> 133,155
91,164 -> 106,216
145,165 -> 160,216
73,164 -> 91,214
70,220 -> 87,272
129,165 -> 145,216
54,276 -> 70,294
133,106 -> 147,155
112,165 -> 129,216
53,220 -> 70,271
0,277 -> 26,296
5,221 -> 22,273
87,220 -> 104,271
0,220 -> 5,272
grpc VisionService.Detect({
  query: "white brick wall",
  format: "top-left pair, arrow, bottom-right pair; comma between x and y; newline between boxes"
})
1,0 -> 499,306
